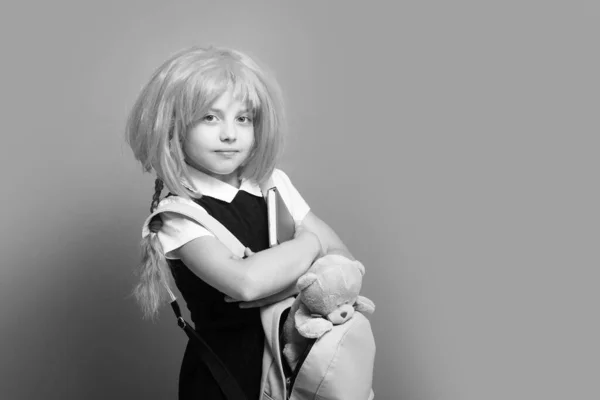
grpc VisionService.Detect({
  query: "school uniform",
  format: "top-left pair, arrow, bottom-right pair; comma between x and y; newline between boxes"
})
154,166 -> 310,400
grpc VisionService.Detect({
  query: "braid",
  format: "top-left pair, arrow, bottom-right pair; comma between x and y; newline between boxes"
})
150,178 -> 164,213
135,177 -> 169,319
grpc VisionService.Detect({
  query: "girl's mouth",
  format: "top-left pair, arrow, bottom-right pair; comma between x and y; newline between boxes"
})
215,150 -> 239,157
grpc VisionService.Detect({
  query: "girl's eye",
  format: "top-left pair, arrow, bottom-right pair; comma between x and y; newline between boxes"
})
238,116 -> 252,124
203,115 -> 218,123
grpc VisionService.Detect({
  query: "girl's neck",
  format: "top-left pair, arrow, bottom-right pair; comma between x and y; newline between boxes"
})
205,171 -> 241,189
186,162 -> 241,188
221,173 -> 241,188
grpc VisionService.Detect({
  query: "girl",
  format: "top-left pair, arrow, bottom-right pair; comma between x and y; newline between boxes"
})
126,46 -> 354,399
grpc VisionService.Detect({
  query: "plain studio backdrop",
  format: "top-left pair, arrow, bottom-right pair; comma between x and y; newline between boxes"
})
0,1 -> 598,399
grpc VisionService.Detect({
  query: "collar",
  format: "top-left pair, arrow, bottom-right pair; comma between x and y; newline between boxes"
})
181,165 -> 263,203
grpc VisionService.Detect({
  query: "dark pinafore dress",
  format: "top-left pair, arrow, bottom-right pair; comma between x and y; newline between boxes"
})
167,190 -> 269,400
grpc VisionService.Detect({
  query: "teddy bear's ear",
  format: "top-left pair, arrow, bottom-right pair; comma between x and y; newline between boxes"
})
297,272 -> 319,291
354,295 -> 376,315
355,260 -> 366,276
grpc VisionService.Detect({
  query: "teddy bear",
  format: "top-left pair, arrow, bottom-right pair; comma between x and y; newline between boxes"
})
282,253 -> 376,371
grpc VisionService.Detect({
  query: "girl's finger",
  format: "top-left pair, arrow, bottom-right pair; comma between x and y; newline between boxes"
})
224,296 -> 239,303
244,247 -> 255,257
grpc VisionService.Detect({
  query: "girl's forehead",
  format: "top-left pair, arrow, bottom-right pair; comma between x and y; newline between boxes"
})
196,64 -> 261,109
202,85 -> 259,113
208,89 -> 252,111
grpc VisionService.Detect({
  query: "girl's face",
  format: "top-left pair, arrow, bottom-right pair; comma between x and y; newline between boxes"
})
183,90 -> 255,187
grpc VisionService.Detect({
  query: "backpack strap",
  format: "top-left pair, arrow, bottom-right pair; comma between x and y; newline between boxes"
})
146,199 -> 247,258
141,175 -> 283,400
142,172 -> 281,297
143,198 -> 248,400
169,300 -> 247,400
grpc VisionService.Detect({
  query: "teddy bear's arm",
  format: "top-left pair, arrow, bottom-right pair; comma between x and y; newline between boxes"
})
295,302 -> 333,338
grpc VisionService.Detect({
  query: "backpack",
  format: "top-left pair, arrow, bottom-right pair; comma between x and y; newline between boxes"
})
143,178 -> 376,400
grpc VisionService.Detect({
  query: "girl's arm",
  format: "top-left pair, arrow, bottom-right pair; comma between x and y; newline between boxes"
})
299,211 -> 355,260
174,229 -> 321,302
225,282 -> 298,308
230,211 -> 355,308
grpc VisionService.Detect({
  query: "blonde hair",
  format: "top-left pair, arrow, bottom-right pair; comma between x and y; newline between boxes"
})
125,46 -> 287,318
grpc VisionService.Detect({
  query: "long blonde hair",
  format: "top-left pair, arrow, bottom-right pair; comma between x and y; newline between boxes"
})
125,46 -> 287,318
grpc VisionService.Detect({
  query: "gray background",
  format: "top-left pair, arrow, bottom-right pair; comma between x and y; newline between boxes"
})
1,1 -> 598,399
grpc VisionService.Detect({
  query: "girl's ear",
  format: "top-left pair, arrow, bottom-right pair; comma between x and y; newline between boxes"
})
297,273 -> 318,291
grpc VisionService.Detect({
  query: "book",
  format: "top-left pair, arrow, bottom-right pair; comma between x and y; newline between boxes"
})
266,187 -> 296,247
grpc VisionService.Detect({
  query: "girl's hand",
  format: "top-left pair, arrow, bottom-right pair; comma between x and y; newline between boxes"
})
293,222 -> 310,239
325,247 -> 355,261
230,247 -> 256,261
294,222 -> 324,258
225,247 -> 257,303
225,283 -> 298,308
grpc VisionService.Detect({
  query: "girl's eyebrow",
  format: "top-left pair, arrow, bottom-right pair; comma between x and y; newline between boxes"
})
207,107 -> 250,114
206,108 -> 223,115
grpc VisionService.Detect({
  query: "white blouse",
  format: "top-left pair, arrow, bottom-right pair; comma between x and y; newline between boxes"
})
156,168 -> 310,259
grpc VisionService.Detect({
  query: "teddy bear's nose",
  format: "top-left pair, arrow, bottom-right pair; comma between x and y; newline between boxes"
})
340,311 -> 347,318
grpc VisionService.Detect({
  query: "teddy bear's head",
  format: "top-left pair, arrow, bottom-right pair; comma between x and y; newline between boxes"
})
297,254 -> 373,326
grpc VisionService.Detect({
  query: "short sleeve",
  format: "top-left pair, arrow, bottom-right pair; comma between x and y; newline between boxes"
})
157,212 -> 215,260
272,169 -> 311,222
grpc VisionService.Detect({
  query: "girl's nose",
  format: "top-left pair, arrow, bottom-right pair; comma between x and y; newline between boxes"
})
220,122 -> 237,142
